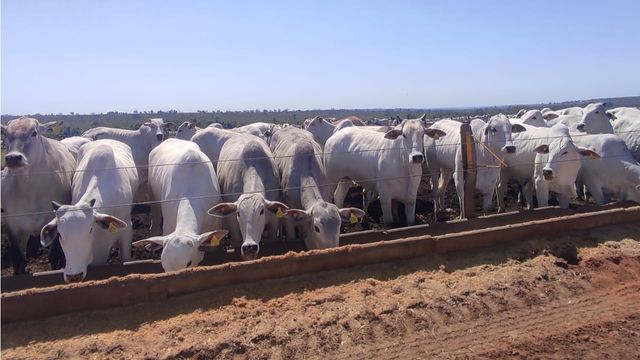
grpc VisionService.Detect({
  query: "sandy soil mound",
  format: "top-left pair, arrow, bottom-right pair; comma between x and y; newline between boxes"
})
2,223 -> 639,359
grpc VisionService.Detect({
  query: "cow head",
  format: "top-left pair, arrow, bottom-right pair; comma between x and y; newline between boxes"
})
384,116 -> 446,165
577,103 -> 613,134
534,124 -> 599,183
478,114 -> 526,154
133,229 -> 229,272
40,198 -> 127,283
517,110 -> 546,127
176,121 -> 199,140
2,117 -> 62,170
208,194 -> 288,260
285,202 -> 365,249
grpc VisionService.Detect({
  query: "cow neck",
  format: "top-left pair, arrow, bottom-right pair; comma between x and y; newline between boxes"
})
300,175 -> 323,209
242,166 -> 266,195
173,198 -> 200,234
76,176 -> 102,207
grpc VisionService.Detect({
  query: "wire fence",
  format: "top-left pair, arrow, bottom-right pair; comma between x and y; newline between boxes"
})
2,150 -> 637,219
2,129 -> 638,178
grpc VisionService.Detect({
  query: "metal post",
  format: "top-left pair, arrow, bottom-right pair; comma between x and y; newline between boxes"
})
460,121 -> 477,218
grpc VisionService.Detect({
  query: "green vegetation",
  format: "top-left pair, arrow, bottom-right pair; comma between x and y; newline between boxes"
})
1,96 -> 639,139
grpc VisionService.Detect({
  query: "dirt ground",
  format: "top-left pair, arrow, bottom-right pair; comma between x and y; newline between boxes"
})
2,223 -> 639,359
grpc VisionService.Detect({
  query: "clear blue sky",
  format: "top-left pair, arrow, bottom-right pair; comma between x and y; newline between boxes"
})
2,0 -> 639,115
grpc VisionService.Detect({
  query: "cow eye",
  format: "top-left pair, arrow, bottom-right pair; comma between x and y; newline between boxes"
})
561,151 -> 568,156
32,131 -> 37,137
186,260 -> 192,267
532,116 -> 537,120
260,209 -> 264,215
314,225 -> 320,232
402,134 -> 406,138
491,127 -> 497,133
595,111 -> 600,114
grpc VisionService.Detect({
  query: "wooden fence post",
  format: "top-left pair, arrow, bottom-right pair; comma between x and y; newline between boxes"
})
460,121 -> 477,218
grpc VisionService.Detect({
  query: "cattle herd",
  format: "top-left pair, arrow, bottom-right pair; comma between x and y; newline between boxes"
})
1,104 -> 639,282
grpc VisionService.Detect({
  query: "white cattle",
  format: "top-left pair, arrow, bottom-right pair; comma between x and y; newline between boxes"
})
532,124 -> 600,208
426,115 -> 525,218
270,127 -> 365,249
175,120 -> 201,140
576,103 -> 613,134
133,139 -> 227,272
543,106 -> 583,121
208,134 -> 288,260
208,122 -> 224,129
40,140 -> 138,282
190,126 -> 243,170
82,118 -> 170,233
513,110 -> 547,127
607,107 -> 640,162
1,117 -> 75,273
232,122 -> 277,143
60,136 -> 93,159
572,134 -> 640,204
545,113 -> 582,131
497,123 -> 551,211
304,116 -> 365,146
325,116 -> 445,226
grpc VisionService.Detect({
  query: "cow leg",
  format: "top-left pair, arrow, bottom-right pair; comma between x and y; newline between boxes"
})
453,173 -> 465,219
523,181 -> 534,210
379,194 -> 394,226
9,236 -> 28,275
333,180 -> 351,208
534,178 -> 549,207
496,173 -> 507,213
583,180 -> 605,205
404,201 -> 416,226
481,189 -> 494,215
391,200 -> 400,224
119,226 -> 133,262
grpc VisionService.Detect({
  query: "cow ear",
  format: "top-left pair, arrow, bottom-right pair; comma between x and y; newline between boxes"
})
94,213 -> 127,232
425,128 -> 446,140
284,209 -> 311,222
196,229 -> 229,250
40,121 -> 62,134
133,236 -> 166,252
577,147 -> 600,159
384,129 -> 402,139
511,124 -> 527,133
51,201 -> 63,210
164,121 -> 175,129
208,202 -> 238,217
534,145 -> 549,154
484,125 -> 490,136
188,122 -> 196,129
40,219 -> 58,247
339,208 -> 366,224
266,201 -> 289,216
543,112 -> 559,121
606,111 -> 617,120
418,114 -> 427,121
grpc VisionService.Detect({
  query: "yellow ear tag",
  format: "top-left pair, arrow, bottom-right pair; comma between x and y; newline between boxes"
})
210,234 -> 220,246
276,208 -> 284,219
349,213 -> 359,224
52,124 -> 61,135
108,222 -> 118,234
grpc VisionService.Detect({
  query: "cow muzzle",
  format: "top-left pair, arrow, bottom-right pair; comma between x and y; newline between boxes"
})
4,153 -> 26,168
410,153 -> 424,164
542,169 -> 553,180
576,123 -> 585,132
503,145 -> 516,154
64,272 -> 85,283
241,243 -> 259,260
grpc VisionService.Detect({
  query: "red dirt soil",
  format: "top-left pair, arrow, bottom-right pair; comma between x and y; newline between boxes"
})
2,223 -> 639,359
